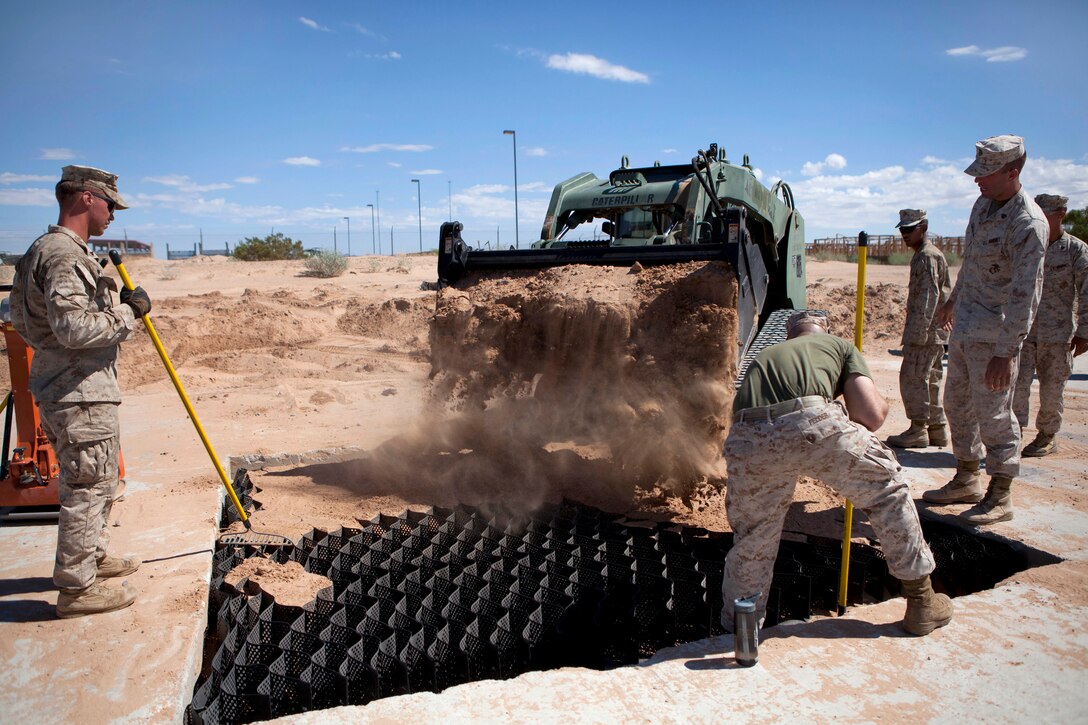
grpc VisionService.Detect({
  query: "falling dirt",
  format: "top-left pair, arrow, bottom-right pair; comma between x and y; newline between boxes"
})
418,261 -> 738,513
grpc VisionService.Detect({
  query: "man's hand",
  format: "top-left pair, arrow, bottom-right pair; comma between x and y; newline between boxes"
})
984,356 -> 1015,392
1071,336 -> 1088,357
934,301 -> 954,331
120,286 -> 152,318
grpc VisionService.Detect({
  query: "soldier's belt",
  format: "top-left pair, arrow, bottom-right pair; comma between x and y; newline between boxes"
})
735,395 -> 829,422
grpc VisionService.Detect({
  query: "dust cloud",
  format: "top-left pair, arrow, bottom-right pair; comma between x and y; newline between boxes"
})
349,261 -> 740,520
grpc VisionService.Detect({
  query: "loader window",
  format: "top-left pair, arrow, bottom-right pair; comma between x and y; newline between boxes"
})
617,208 -> 655,239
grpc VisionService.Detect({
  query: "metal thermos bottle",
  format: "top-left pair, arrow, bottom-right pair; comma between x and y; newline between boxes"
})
733,593 -> 760,667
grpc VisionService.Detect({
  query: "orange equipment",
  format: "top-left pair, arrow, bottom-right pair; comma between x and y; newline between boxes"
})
0,300 -> 124,514
0,321 -> 60,507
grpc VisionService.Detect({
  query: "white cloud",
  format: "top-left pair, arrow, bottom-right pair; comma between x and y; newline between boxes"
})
351,23 -> 376,37
791,155 -> 1088,237
0,187 -> 55,206
946,44 -> 1028,62
525,147 -> 547,157
144,175 -> 232,192
341,143 -> 433,153
283,156 -> 321,166
40,148 -> 76,161
661,148 -> 678,154
546,53 -> 650,83
0,173 -> 53,184
234,176 -> 259,184
802,153 -> 848,176
387,162 -> 403,168
299,17 -> 330,32
410,169 -> 443,176
751,167 -> 765,181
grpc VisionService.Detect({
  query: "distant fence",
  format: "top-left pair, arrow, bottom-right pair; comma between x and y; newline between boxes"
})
166,242 -> 232,260
808,234 -> 965,260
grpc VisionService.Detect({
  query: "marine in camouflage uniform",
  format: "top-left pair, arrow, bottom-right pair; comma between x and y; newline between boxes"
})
721,311 -> 950,637
923,136 -> 1047,526
9,166 -> 151,618
1013,194 -> 1088,456
887,209 -> 951,449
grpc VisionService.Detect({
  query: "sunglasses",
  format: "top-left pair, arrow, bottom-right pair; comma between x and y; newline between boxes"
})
89,191 -> 117,213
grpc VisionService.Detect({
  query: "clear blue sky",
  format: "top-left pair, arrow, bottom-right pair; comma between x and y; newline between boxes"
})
2,1 -> 1086,257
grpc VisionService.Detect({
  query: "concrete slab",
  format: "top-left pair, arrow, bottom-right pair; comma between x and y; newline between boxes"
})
1,319 -> 1085,724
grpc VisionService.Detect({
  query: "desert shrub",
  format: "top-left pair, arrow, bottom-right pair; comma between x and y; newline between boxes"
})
944,251 -> 962,266
303,249 -> 348,278
885,252 -> 913,265
233,232 -> 305,261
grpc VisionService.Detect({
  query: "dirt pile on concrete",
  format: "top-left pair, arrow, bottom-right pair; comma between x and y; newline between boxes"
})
223,557 -> 332,607
386,261 -> 741,515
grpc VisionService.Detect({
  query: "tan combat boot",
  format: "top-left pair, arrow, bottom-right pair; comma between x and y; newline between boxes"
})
1022,433 -> 1056,457
96,554 -> 141,579
56,581 -> 138,619
922,460 -> 983,504
901,575 -> 953,636
927,423 -> 948,447
960,476 -> 1014,525
887,421 -> 929,448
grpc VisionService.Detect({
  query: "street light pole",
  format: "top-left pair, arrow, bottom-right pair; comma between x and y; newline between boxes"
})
375,191 -> 382,255
343,216 -> 351,257
366,204 -> 376,255
333,224 -> 338,253
412,178 -> 422,253
503,129 -> 519,248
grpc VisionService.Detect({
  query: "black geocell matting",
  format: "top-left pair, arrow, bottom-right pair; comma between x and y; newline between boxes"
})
188,477 -> 1059,724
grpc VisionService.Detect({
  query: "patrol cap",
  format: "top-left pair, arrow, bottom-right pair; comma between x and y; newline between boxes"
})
1034,194 -> 1069,214
59,165 -> 129,210
896,209 -> 928,229
963,135 -> 1025,177
787,310 -> 829,333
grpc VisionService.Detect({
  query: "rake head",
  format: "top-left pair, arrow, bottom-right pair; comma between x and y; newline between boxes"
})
218,530 -> 295,547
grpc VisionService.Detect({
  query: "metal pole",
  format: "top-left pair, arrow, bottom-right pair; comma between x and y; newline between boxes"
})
367,204 -> 376,255
838,230 -> 869,616
503,130 -> 519,248
333,225 -> 337,253
412,179 -> 422,253
375,191 -> 382,256
343,216 -> 351,257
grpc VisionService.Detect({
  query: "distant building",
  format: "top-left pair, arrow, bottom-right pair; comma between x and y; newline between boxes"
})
92,238 -> 153,257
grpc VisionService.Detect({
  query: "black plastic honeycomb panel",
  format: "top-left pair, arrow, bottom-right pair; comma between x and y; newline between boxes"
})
188,479 -> 1059,725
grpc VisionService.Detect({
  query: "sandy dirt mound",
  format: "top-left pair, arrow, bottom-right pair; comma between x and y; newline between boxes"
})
116,285 -> 429,388
807,281 -> 907,350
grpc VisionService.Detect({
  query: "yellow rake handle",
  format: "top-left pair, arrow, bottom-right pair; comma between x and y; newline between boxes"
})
838,232 -> 869,614
109,251 -> 251,527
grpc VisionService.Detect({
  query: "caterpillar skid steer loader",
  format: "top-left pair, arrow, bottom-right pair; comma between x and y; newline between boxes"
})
436,142 -> 807,368
430,143 -> 808,498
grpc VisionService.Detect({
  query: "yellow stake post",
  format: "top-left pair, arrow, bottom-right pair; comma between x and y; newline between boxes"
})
108,251 -> 251,528
838,230 -> 868,615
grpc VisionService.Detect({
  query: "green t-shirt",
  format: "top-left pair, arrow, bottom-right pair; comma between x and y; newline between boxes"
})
733,334 -> 872,412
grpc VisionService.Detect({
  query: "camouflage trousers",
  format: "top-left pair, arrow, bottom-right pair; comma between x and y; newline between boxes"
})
944,340 -> 1021,478
1013,341 -> 1073,436
900,343 -> 946,423
720,400 -> 935,627
39,401 -> 122,590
